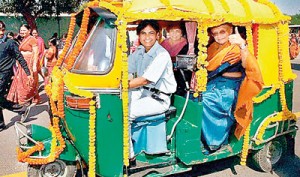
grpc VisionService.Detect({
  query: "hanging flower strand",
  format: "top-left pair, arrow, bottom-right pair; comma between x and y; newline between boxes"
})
66,7 -> 90,70
56,13 -> 76,66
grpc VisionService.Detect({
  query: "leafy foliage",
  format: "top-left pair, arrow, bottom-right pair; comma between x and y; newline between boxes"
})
291,14 -> 300,25
0,0 -> 88,29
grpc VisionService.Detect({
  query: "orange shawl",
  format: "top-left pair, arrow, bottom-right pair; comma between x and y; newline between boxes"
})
207,41 -> 264,139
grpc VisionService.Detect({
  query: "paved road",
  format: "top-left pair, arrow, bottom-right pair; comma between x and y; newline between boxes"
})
0,57 -> 299,177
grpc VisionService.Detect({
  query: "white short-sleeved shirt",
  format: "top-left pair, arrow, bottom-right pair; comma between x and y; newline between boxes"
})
128,41 -> 177,94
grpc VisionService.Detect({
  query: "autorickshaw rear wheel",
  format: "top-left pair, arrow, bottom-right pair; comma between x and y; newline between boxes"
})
27,160 -> 77,177
251,136 -> 287,172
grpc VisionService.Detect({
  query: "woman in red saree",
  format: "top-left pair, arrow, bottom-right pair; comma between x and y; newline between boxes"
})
7,24 -> 40,105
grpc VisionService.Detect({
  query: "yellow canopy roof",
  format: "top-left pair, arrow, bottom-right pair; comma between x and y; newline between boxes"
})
111,0 -> 290,24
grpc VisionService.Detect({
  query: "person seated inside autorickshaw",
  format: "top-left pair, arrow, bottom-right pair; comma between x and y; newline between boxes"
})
200,23 -> 263,154
128,20 -> 177,160
161,21 -> 198,96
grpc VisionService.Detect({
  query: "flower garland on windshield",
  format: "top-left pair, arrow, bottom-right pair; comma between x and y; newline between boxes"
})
66,7 -> 90,70
56,13 -> 76,67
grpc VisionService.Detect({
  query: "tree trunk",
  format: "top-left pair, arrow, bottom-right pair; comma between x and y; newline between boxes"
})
21,11 -> 37,30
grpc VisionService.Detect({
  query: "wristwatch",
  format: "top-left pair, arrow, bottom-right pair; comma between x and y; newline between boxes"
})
240,43 -> 247,50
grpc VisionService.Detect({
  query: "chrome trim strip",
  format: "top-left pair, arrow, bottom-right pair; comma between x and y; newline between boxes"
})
64,87 -> 121,94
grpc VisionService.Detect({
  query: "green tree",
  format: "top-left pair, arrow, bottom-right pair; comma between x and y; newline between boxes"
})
0,0 -> 87,29
291,14 -> 300,25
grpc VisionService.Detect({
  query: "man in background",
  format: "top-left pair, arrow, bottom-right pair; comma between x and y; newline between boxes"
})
0,21 -> 32,131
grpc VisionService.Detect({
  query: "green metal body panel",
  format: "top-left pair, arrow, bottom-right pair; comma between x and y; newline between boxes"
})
64,93 -> 124,177
285,81 -> 293,110
30,124 -> 52,141
29,123 -> 78,161
169,95 -> 244,165
250,81 -> 297,150
26,82 -> 296,176
171,96 -> 203,164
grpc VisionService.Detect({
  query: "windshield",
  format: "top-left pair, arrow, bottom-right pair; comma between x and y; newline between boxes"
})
61,30 -> 80,68
72,19 -> 117,74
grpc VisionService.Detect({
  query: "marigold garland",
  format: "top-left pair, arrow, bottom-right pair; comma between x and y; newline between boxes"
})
17,117 -> 66,165
240,125 -> 250,165
56,13 -> 76,67
66,8 -> 90,70
255,111 -> 297,145
116,17 -> 130,168
45,83 -> 58,116
17,0 -> 297,174
253,83 -> 280,103
17,5 -> 93,165
88,100 -> 97,177
254,21 -> 297,145
193,24 -> 208,97
246,25 -> 254,54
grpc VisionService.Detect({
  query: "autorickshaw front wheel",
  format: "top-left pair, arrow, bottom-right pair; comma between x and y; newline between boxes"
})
27,160 -> 77,177
251,136 -> 287,172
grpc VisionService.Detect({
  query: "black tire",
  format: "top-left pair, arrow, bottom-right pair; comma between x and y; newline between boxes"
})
251,136 -> 287,172
28,160 -> 77,177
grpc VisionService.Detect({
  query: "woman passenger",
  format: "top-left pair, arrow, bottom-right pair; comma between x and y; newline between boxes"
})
7,24 -> 40,106
161,22 -> 192,96
201,23 -> 263,153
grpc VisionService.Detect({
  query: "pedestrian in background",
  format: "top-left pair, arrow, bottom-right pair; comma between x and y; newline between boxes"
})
42,37 -> 58,85
7,24 -> 40,122
0,21 -> 32,131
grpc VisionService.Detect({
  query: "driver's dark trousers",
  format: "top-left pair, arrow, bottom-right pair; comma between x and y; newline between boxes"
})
0,70 -> 15,126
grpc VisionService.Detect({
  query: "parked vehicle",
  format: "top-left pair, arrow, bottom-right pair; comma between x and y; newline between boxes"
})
15,0 -> 298,176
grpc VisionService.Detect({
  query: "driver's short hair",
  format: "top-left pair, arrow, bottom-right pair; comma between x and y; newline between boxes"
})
137,20 -> 160,35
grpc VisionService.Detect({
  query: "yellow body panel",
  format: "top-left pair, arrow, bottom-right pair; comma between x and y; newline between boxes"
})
257,24 -> 279,85
66,43 -> 123,88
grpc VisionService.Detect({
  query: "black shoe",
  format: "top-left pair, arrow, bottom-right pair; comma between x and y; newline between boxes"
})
13,104 -> 27,114
12,104 -> 23,110
0,123 -> 6,132
129,157 -> 136,168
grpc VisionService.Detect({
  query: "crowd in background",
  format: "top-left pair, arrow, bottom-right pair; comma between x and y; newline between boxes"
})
0,20 -> 67,130
289,31 -> 300,59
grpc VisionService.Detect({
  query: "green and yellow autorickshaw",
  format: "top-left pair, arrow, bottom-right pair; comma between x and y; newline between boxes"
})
15,0 -> 299,176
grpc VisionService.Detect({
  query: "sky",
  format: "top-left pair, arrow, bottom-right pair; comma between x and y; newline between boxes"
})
270,0 -> 300,15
